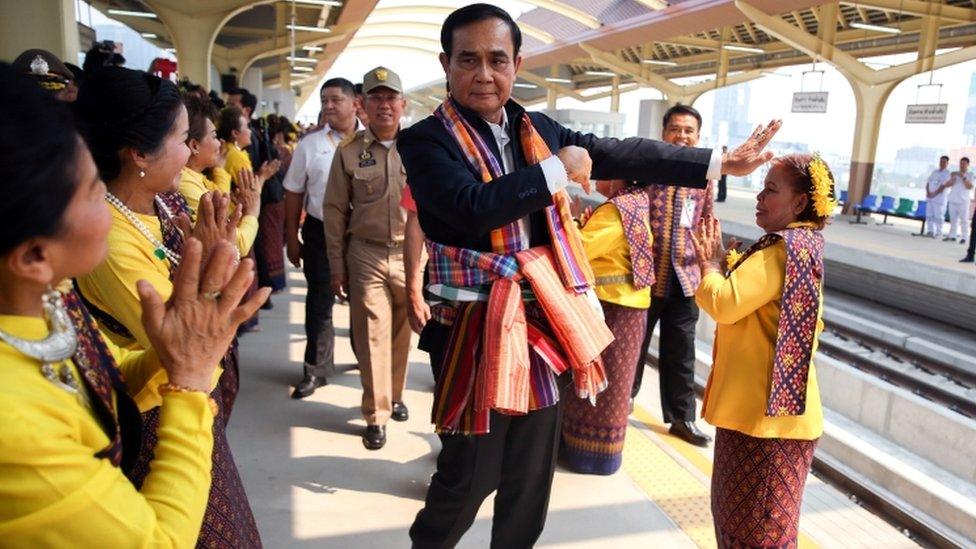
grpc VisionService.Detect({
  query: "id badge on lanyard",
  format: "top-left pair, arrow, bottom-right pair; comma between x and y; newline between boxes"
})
679,197 -> 697,229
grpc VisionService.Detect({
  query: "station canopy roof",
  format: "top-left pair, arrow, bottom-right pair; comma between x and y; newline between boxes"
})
95,0 -> 976,104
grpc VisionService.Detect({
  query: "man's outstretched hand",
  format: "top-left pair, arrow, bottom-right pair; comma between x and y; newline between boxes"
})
721,119 -> 782,176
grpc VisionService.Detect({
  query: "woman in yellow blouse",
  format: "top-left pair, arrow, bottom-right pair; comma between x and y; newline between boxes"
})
73,67 -> 265,547
181,94 -> 260,257
217,106 -> 280,330
692,153 -> 836,548
0,64 -> 265,546
561,180 -> 655,475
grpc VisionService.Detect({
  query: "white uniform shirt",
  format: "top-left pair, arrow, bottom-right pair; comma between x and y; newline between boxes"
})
947,170 -> 974,205
926,168 -> 952,206
282,121 -> 363,221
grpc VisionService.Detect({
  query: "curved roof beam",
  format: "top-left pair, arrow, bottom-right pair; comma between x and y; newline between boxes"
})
371,5 -> 453,17
520,0 -> 601,29
519,22 -> 556,44
347,35 -> 442,53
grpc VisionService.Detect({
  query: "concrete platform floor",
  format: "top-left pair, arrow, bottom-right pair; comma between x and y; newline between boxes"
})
226,268 -> 918,548
717,187 -> 975,277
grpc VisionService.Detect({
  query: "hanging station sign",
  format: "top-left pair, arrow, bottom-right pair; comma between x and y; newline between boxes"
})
791,68 -> 828,113
791,91 -> 829,113
905,104 -> 948,124
906,81 -> 947,124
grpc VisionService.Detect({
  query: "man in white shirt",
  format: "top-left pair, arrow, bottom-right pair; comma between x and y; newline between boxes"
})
925,155 -> 952,238
946,157 -> 974,243
283,78 -> 363,399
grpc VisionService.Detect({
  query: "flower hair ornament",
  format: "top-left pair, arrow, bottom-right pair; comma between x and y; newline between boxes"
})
808,153 -> 837,217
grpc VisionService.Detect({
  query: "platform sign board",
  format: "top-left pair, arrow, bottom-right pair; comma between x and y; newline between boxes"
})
905,103 -> 947,124
791,91 -> 829,113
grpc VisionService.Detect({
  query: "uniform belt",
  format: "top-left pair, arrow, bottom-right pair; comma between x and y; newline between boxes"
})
355,236 -> 404,248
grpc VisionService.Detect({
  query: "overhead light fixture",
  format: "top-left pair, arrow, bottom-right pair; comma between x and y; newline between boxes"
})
140,33 -> 158,39
723,44 -> 764,54
584,71 -> 616,77
428,95 -> 443,102
287,56 -> 318,64
545,77 -> 572,84
513,82 -> 538,89
850,21 -> 902,34
267,83 -> 282,89
291,73 -> 311,80
292,66 -> 314,72
291,0 -> 342,6
642,59 -> 678,66
760,70 -> 791,78
303,45 -> 324,52
286,24 -> 331,33
164,48 -> 176,54
107,8 -> 157,18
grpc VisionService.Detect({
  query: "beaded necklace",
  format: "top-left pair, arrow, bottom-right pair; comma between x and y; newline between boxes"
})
105,192 -> 181,266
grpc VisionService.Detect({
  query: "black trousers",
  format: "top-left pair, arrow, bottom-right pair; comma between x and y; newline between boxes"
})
410,322 -> 563,549
717,175 -> 727,202
632,270 -> 700,423
301,217 -> 335,377
966,212 -> 976,259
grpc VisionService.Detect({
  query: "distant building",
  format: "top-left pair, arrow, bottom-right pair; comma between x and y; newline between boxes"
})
710,83 -> 753,147
964,73 -> 976,147
894,146 -> 946,178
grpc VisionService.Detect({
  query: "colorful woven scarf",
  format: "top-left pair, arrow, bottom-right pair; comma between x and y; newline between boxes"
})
727,225 -> 825,416
433,97 -> 594,290
426,98 -> 612,434
609,187 -> 655,290
62,289 -> 142,473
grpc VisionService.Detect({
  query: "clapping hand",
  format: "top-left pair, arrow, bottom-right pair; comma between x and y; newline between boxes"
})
175,191 -> 241,267
138,239 -> 270,391
721,120 -> 782,176
690,215 -> 726,275
232,168 -> 261,217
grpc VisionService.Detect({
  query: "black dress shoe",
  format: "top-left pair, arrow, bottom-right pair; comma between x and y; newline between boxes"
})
668,421 -> 712,447
961,256 -> 974,263
260,297 -> 274,310
362,425 -> 386,450
392,402 -> 409,422
291,375 -> 327,399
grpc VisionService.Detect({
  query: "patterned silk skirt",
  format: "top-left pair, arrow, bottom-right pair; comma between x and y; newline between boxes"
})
255,201 -> 287,292
129,386 -> 262,548
561,302 -> 647,475
711,428 -> 818,548
218,340 -> 240,422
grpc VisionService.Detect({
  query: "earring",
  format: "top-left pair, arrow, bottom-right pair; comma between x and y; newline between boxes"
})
139,169 -> 146,178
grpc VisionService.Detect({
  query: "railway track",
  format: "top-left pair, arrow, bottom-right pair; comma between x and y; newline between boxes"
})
643,312 -> 976,548
818,323 -> 976,419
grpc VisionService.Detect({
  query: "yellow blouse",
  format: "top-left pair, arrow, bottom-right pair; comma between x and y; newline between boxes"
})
0,314 -> 214,546
579,203 -> 652,309
179,167 -> 259,256
696,229 -> 824,440
76,207 -> 221,412
222,143 -> 252,189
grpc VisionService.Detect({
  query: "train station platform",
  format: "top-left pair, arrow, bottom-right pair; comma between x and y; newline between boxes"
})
712,187 -> 976,331
226,268 -> 921,548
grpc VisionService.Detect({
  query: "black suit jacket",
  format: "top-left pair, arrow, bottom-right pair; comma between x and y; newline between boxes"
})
397,99 -> 712,252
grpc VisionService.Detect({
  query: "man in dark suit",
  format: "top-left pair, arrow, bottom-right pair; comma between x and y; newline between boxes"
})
399,5 -> 780,547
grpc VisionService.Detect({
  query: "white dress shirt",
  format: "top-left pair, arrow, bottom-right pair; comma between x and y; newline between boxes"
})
926,168 -> 952,206
948,170 -> 974,205
282,121 -> 364,221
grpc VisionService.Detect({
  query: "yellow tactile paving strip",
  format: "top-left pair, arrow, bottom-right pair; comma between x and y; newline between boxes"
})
624,404 -> 820,549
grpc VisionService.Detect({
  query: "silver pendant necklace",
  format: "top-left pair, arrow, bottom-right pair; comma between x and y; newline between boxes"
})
0,289 -> 88,406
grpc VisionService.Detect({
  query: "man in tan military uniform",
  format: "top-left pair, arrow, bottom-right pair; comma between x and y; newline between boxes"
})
323,66 -> 409,450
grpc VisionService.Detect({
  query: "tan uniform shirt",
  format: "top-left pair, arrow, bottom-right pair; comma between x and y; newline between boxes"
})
323,127 -> 407,275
